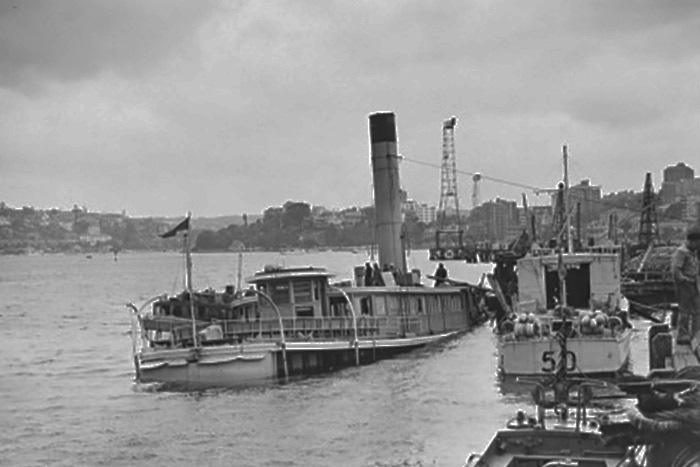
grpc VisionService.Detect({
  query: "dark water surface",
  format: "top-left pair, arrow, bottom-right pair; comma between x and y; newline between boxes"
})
1,251 -> 650,467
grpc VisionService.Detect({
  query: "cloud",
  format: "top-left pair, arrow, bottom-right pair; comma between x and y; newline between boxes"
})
0,0 -> 221,94
1,1 -> 699,216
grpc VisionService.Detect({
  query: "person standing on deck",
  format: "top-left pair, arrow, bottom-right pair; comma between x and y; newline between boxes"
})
434,263 -> 448,287
372,262 -> 384,286
364,262 -> 373,286
670,226 -> 700,345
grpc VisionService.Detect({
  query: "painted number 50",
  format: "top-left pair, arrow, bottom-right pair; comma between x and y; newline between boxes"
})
541,350 -> 576,373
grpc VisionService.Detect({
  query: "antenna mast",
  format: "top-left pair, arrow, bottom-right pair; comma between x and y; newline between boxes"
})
437,116 -> 461,228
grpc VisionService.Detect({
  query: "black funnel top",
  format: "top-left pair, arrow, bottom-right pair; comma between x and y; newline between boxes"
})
369,112 -> 397,144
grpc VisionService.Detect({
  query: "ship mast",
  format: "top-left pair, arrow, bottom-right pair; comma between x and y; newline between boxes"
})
563,145 -> 573,253
184,212 -> 197,347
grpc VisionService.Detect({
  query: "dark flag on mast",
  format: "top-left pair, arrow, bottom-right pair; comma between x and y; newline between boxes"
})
160,216 -> 190,238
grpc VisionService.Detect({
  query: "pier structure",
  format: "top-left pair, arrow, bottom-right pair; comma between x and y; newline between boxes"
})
648,323 -> 700,376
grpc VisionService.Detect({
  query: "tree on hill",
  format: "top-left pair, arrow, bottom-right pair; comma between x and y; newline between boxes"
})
282,201 -> 311,229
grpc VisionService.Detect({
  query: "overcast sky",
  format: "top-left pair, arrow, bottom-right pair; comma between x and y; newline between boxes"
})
1,0 -> 698,217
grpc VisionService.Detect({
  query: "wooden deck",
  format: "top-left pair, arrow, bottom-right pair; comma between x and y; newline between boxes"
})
672,332 -> 700,369
648,323 -> 700,377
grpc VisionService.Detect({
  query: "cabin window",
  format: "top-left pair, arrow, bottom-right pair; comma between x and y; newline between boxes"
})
386,296 -> 400,315
399,296 -> 412,315
415,297 -> 423,314
374,297 -> 386,316
329,297 -> 348,317
295,306 -> 314,317
360,297 -> 373,316
425,296 -> 438,315
271,282 -> 291,304
545,264 -> 591,309
293,280 -> 313,303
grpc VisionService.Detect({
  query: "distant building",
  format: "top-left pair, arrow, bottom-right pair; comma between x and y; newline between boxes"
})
677,178 -> 700,199
661,162 -> 695,204
481,198 -> 518,242
339,207 -> 363,226
585,219 -> 612,245
664,162 -> 694,182
568,179 -> 602,226
680,196 -> 700,223
528,205 -> 554,243
549,179 -> 602,227
403,199 -> 436,224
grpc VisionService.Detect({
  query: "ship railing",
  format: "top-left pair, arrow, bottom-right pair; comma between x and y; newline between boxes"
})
140,309 -> 468,347
517,376 -> 608,430
211,314 -> 440,341
217,316 -> 382,340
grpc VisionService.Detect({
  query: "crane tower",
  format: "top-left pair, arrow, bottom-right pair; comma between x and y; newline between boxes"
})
437,116 -> 460,225
638,172 -> 659,247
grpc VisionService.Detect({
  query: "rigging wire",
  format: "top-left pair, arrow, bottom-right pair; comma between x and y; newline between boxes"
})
401,155 -> 674,222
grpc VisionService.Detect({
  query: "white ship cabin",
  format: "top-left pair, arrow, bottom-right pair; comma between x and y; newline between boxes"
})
142,265 -> 478,346
516,252 -> 622,313
247,265 -> 477,339
247,266 -> 336,319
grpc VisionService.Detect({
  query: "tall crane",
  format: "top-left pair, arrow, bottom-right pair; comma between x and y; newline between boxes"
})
638,172 -> 659,248
430,116 -> 466,262
437,116 -> 460,227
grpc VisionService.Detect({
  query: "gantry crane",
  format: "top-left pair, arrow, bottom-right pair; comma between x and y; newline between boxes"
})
437,116 -> 460,227
430,116 -> 470,261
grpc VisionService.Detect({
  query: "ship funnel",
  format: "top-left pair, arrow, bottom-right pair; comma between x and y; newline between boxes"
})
369,112 -> 406,275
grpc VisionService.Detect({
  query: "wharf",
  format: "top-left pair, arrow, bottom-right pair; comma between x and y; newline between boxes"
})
648,323 -> 700,377
673,334 -> 700,369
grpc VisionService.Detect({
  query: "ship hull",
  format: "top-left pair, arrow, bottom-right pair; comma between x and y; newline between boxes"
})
136,332 -> 459,389
498,329 -> 632,377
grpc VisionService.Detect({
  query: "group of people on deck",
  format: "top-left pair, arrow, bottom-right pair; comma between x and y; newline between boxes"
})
362,262 -> 448,287
671,225 -> 700,345
363,262 -> 397,286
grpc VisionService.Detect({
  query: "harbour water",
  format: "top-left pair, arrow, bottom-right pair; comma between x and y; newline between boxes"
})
1,251 -> 651,467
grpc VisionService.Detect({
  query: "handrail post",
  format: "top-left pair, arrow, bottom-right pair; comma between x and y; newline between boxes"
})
252,290 -> 289,383
125,294 -> 167,382
126,302 -> 141,381
332,287 -> 360,366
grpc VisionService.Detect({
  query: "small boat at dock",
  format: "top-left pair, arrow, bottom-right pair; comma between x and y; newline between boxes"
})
492,246 -> 633,378
463,319 -> 700,467
490,151 -> 633,379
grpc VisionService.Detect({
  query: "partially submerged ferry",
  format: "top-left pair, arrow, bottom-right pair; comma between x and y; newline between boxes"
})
129,264 -> 486,389
127,112 -> 488,389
